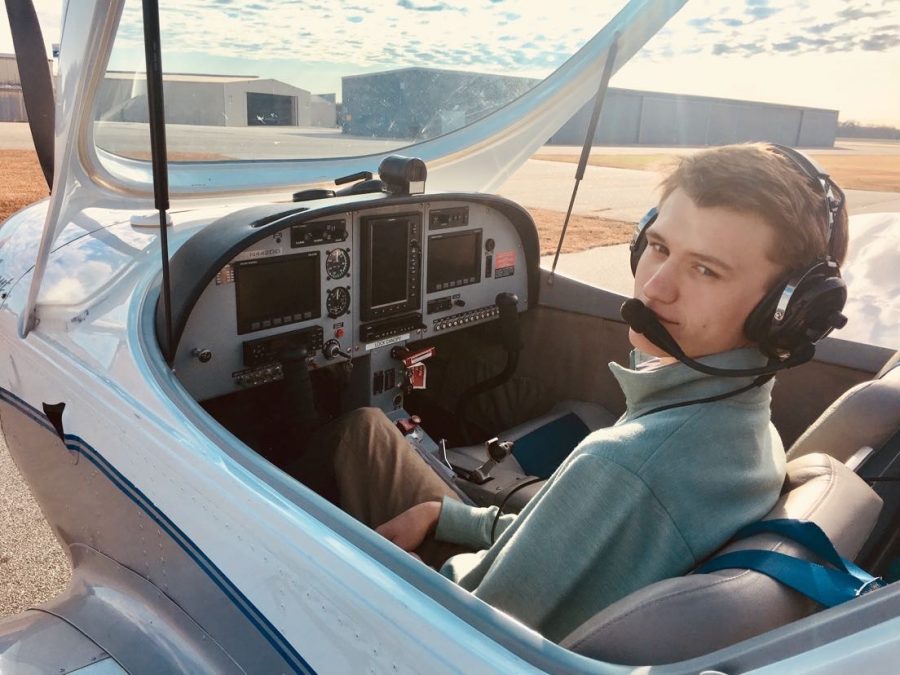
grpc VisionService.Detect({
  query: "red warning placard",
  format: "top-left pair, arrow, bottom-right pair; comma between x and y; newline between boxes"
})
495,250 -> 516,268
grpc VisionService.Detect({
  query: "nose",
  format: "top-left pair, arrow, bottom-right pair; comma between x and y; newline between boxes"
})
640,259 -> 678,305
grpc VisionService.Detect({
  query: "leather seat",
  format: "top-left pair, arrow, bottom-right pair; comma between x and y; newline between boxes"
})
787,350 -> 900,465
560,453 -> 883,665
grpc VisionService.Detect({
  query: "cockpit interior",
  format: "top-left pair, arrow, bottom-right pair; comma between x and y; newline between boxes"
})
161,190 -> 555,507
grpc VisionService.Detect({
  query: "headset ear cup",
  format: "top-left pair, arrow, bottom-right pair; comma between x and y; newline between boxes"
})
744,262 -> 847,358
771,276 -> 847,350
744,279 -> 788,347
630,207 -> 658,276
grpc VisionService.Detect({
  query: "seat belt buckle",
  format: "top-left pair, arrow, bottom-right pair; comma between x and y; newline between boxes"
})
856,577 -> 887,597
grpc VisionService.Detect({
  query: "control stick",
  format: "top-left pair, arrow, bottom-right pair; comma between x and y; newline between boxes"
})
280,344 -> 318,441
456,293 -> 521,443
467,437 -> 515,485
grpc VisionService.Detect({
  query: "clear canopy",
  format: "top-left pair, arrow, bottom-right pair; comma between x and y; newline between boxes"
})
93,0 -> 627,162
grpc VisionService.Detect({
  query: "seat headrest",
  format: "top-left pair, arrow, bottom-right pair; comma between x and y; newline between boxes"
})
788,353 -> 900,463
876,350 -> 900,379
561,454 -> 882,665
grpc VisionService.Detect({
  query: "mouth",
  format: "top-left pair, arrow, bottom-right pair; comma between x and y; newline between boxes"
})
641,302 -> 678,326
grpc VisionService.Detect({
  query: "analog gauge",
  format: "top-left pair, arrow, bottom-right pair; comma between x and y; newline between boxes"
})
326,286 -> 351,318
325,248 -> 350,279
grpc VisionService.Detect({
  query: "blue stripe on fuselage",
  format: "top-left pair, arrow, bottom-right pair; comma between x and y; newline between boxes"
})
0,387 -> 314,674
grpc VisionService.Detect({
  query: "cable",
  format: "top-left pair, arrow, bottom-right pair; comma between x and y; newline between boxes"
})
632,373 -> 775,420
491,477 -> 544,544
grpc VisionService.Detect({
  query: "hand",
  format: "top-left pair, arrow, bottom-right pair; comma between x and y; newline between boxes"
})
376,501 -> 442,553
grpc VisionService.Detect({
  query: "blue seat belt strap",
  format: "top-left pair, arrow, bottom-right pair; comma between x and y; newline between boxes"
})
695,519 -> 885,608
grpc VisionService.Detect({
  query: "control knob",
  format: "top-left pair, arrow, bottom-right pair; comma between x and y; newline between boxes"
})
322,339 -> 352,361
192,348 -> 212,363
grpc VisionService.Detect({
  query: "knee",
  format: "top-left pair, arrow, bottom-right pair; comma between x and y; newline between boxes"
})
332,407 -> 393,464
344,406 -> 389,430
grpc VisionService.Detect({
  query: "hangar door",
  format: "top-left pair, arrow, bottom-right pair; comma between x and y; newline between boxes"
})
247,93 -> 295,125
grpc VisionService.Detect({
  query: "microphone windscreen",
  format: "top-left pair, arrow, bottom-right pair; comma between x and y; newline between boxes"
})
620,298 -> 652,332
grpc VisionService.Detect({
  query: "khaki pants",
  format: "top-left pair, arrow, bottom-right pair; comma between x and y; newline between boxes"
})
291,407 -> 467,567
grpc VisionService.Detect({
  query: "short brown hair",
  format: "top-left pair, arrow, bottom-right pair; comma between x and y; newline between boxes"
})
658,144 -> 848,270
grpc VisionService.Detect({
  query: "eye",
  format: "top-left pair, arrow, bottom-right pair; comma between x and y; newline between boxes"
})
694,264 -> 719,278
648,242 -> 668,256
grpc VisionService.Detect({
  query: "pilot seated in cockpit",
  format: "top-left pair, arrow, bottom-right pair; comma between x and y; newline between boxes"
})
292,143 -> 849,642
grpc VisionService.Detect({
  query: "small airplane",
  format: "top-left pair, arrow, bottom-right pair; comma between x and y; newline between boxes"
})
1,0 -> 898,672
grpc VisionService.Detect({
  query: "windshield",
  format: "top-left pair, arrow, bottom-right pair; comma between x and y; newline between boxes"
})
94,0 -> 625,162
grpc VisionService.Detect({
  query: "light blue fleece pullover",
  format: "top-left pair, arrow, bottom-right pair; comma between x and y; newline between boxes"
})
434,348 -> 786,642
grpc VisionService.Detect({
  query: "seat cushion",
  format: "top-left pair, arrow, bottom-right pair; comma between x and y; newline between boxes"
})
561,453 -> 883,665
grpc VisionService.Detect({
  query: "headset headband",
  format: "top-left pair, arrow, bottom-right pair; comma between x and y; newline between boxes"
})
767,144 -> 845,259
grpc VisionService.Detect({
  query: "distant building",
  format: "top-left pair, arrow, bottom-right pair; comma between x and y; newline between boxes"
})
2,55 -> 338,128
97,72 -> 337,128
342,67 -> 534,139
0,53 -> 55,122
552,88 -> 839,148
342,67 -> 839,148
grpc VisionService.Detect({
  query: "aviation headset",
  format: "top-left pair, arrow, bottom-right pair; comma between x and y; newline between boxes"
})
628,144 -> 849,359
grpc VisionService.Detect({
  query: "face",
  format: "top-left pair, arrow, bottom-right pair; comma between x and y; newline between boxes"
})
630,187 -> 785,360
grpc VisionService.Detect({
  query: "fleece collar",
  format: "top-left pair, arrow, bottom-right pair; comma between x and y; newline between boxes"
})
610,348 -> 773,421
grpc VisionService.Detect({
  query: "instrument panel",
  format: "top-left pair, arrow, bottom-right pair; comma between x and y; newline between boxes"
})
174,199 -> 532,406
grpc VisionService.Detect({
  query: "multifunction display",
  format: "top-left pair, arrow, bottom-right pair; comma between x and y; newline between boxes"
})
360,213 -> 422,321
427,229 -> 482,293
234,252 -> 321,334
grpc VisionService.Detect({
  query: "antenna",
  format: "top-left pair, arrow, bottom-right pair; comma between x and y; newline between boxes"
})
548,34 -> 619,283
141,0 -> 175,363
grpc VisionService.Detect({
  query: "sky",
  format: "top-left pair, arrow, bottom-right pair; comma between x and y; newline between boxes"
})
2,0 -> 899,126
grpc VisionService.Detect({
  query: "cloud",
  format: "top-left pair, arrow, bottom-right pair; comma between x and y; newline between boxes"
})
396,0 -> 452,12
808,22 -> 838,34
687,17 -> 715,32
861,31 -> 900,50
838,7 -> 890,21
637,0 -> 900,61
746,5 -> 782,20
772,36 -> 831,52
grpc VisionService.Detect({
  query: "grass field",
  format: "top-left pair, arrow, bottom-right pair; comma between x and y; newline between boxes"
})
1,150 -> 50,223
533,152 -> 900,192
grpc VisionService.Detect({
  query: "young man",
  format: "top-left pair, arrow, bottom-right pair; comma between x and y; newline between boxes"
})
301,143 -> 848,642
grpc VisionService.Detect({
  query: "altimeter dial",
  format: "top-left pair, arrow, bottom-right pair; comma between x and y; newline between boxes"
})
326,286 -> 351,318
325,248 -> 350,279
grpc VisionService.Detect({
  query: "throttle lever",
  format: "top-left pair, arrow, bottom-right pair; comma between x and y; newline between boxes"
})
467,437 -> 514,485
495,292 -> 520,352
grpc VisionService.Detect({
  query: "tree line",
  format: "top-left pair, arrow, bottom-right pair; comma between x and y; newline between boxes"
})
838,121 -> 900,140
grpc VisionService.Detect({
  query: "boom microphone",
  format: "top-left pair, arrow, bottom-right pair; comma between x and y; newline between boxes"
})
620,298 -> 814,377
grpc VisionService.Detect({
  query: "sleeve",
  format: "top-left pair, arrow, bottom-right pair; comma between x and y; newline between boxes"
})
446,453 -> 693,640
434,496 -> 518,549
434,429 -> 596,550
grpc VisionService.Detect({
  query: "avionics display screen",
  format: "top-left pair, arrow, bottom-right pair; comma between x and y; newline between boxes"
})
361,212 -> 421,321
235,252 -> 320,334
370,217 -> 410,308
427,229 -> 482,293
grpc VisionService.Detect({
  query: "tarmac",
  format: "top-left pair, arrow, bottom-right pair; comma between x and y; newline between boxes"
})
499,154 -> 900,296
1,121 -> 899,618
